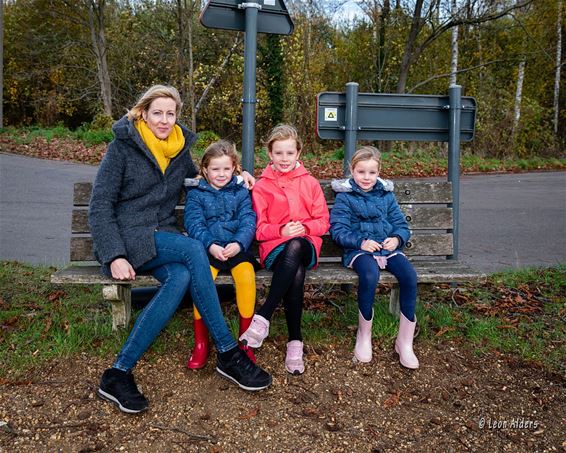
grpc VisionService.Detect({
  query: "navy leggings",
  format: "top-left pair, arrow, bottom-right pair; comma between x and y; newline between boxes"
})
352,253 -> 417,321
257,238 -> 314,342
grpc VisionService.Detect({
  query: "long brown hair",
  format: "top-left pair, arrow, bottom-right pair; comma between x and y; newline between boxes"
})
200,140 -> 242,180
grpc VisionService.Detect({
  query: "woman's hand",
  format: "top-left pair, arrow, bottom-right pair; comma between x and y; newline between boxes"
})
382,237 -> 400,251
110,258 -> 136,280
241,171 -> 256,189
281,221 -> 306,237
223,242 -> 241,258
209,244 -> 227,261
361,239 -> 382,252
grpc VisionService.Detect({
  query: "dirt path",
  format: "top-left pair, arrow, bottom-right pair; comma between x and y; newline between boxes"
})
1,339 -> 563,452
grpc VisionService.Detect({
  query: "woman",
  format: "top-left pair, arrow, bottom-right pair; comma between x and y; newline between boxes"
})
89,85 -> 271,414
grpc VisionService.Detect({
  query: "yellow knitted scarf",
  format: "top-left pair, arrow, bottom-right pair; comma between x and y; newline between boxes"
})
135,120 -> 185,173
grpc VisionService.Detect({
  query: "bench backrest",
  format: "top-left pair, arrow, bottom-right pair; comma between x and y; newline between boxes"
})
70,180 -> 454,263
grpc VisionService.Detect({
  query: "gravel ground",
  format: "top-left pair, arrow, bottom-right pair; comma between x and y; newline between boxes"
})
1,338 -> 564,453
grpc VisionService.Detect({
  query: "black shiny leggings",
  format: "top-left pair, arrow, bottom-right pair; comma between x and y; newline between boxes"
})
257,238 -> 314,341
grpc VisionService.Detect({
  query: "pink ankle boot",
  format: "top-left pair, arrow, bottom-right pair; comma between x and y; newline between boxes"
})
354,310 -> 373,363
394,313 -> 419,369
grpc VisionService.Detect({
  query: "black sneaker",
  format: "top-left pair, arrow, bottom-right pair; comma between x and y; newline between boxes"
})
97,368 -> 149,414
216,349 -> 272,391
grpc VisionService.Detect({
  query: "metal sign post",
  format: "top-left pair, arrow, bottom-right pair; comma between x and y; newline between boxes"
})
241,3 -> 260,173
200,0 -> 294,173
316,83 -> 476,259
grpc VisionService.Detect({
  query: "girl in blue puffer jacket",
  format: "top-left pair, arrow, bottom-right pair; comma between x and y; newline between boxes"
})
330,146 -> 419,369
184,140 -> 259,369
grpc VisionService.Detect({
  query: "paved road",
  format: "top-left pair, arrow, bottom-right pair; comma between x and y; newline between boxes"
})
1,153 -> 565,273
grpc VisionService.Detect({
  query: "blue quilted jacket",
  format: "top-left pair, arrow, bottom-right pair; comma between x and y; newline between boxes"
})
183,176 -> 256,251
329,178 -> 410,267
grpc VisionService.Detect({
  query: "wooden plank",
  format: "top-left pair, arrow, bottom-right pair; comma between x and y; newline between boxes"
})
74,180 -> 453,206
72,209 -> 89,233
319,233 -> 453,257
70,233 -> 453,262
72,205 -> 453,234
321,180 -> 452,204
74,182 -> 93,206
51,261 -> 486,286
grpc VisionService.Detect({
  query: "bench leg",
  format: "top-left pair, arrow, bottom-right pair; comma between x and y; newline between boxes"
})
102,284 -> 132,331
388,286 -> 400,317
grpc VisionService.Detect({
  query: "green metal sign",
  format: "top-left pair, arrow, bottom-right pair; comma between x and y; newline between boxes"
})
200,0 -> 294,35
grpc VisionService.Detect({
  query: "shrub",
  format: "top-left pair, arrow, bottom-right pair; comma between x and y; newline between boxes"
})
192,130 -> 220,158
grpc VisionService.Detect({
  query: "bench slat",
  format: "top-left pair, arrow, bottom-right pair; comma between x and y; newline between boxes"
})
73,180 -> 453,206
52,261 -> 485,286
72,205 -> 453,233
70,234 -> 453,261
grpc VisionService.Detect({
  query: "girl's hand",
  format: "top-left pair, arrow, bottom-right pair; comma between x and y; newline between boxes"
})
223,242 -> 241,258
281,221 -> 306,237
361,239 -> 382,252
241,171 -> 256,189
110,258 -> 136,280
209,244 -> 227,261
382,237 -> 400,251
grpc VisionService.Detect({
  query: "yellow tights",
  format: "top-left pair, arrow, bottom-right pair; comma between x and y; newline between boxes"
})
193,262 -> 256,320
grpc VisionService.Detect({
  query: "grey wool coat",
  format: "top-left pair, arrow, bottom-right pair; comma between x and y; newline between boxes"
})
88,116 -> 198,276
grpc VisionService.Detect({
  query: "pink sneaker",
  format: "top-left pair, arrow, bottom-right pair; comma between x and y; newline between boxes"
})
285,340 -> 305,375
238,314 -> 270,348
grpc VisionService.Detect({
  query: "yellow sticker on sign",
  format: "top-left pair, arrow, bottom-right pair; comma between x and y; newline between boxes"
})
324,108 -> 338,121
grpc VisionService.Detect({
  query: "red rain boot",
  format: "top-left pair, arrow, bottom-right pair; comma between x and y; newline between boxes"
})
187,318 -> 209,369
239,315 -> 257,363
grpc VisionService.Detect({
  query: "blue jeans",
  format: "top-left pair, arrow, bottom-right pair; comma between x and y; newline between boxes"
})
352,253 -> 417,322
114,231 -> 237,371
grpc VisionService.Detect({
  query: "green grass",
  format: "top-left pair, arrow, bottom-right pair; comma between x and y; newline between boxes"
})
0,261 -> 125,376
2,125 -> 112,146
1,261 -> 564,377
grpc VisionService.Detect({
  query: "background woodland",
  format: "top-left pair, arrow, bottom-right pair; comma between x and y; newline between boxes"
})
3,0 -> 564,157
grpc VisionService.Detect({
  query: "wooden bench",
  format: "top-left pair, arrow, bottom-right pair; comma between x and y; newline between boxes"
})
51,179 -> 486,330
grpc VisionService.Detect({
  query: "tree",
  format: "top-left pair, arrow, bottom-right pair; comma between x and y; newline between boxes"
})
396,0 -> 534,93
553,0 -> 562,136
259,34 -> 285,125
47,0 -> 114,116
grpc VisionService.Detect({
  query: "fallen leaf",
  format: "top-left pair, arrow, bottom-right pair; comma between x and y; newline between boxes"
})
238,407 -> 259,420
383,391 -> 400,408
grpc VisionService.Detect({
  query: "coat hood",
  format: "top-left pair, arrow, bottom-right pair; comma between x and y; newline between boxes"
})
331,177 -> 394,193
184,175 -> 245,190
260,161 -> 310,180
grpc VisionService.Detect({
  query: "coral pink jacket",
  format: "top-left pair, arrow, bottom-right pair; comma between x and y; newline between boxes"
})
252,162 -> 330,267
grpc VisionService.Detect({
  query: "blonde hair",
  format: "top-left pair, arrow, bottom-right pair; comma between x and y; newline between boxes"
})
127,85 -> 183,120
265,124 -> 302,154
350,146 -> 381,171
200,140 -> 242,179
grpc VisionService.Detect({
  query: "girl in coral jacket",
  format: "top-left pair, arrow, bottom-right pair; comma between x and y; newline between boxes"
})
239,124 -> 330,375
184,140 -> 259,369
330,146 -> 419,369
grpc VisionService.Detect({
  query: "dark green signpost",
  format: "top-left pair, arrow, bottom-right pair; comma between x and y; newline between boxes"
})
200,0 -> 294,172
317,82 -> 477,260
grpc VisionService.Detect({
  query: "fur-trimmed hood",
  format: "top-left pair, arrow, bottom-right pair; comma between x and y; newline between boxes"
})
331,177 -> 394,193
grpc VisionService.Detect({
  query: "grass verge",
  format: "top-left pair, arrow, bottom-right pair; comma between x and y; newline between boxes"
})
1,127 -> 565,176
1,261 -> 564,379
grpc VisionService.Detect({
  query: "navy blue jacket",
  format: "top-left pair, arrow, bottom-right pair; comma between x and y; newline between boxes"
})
183,176 -> 256,251
89,116 -> 197,276
329,178 -> 410,267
